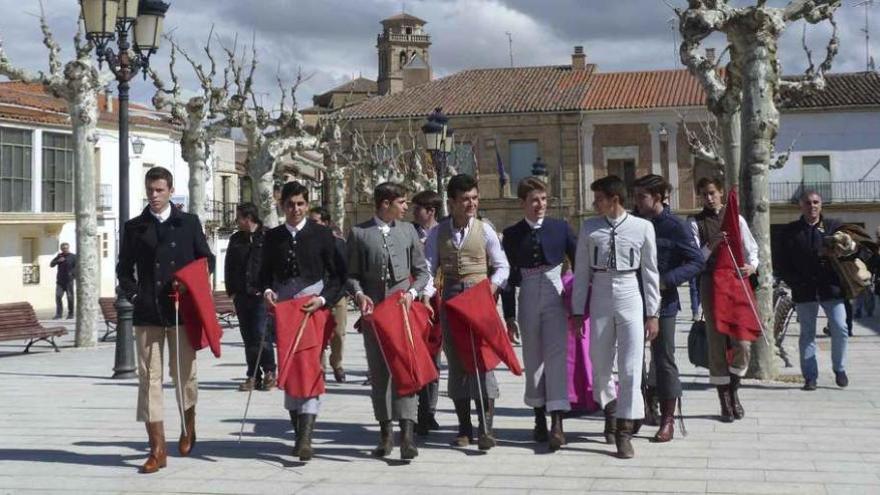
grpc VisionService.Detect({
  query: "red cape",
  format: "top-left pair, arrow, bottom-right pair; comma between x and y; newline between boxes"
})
443,279 -> 523,375
712,188 -> 762,342
427,292 -> 443,357
273,297 -> 334,398
173,258 -> 222,358
366,292 -> 439,396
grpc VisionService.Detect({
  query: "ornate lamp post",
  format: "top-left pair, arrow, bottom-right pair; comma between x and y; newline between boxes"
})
421,107 -> 454,214
80,0 -> 170,379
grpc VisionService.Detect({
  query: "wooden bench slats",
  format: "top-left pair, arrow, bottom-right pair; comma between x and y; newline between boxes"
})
0,302 -> 67,352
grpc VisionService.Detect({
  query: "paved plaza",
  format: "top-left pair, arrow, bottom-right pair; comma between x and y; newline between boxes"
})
1,301 -> 879,495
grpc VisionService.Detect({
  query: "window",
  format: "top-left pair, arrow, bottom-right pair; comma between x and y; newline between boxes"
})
607,159 -> 637,206
450,143 -> 476,176
239,176 -> 253,203
508,140 -> 538,187
21,237 -> 39,285
0,127 -> 33,212
802,155 -> 832,201
42,132 -> 74,212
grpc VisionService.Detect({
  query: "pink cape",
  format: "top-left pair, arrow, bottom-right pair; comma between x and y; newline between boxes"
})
562,273 -> 599,413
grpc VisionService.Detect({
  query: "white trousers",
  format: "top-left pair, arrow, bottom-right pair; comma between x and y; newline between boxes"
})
518,265 -> 570,412
589,271 -> 645,420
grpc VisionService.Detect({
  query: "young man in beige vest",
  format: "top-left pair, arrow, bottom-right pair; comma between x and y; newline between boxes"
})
424,174 -> 510,450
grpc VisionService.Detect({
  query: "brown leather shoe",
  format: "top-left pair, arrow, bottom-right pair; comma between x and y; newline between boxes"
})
603,400 -> 617,444
179,407 -> 196,456
140,422 -> 167,474
238,378 -> 256,392
261,371 -> 277,391
532,407 -> 549,443
371,421 -> 393,457
333,367 -> 346,383
652,399 -> 677,443
615,419 -> 635,459
717,386 -> 735,423
548,411 -> 566,452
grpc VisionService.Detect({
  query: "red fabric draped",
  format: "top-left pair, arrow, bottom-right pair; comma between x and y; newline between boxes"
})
273,297 -> 334,398
712,188 -> 762,342
366,292 -> 439,396
443,279 -> 523,375
173,258 -> 222,358
427,292 -> 443,357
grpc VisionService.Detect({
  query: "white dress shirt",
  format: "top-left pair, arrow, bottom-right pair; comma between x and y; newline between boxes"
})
150,204 -> 172,223
687,213 -> 759,268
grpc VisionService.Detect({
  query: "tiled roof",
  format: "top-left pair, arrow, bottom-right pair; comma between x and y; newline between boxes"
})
321,77 -> 378,96
582,69 -> 705,111
345,64 -> 597,119
0,81 -> 174,130
382,12 -> 427,24
781,71 -> 880,109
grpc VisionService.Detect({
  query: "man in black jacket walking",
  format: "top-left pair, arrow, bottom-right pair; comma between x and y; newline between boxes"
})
225,203 -> 276,392
778,190 -> 850,390
116,166 -> 214,473
51,242 -> 77,319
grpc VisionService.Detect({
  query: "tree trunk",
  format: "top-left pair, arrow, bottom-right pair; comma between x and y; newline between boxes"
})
186,156 -> 209,224
720,111 -> 741,190
734,31 -> 779,380
70,95 -> 99,348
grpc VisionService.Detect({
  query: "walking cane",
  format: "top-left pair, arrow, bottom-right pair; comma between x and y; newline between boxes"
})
400,301 -> 418,382
237,322 -> 267,443
171,287 -> 187,439
469,329 -> 488,440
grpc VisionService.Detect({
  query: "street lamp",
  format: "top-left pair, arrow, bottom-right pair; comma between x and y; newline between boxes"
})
421,107 -> 454,200
531,156 -> 548,179
80,0 -> 170,379
131,136 -> 146,155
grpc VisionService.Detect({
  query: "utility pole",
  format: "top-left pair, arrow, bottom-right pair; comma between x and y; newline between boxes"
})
505,31 -> 513,67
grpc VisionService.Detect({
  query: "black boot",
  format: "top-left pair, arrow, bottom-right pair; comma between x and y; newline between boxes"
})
729,374 -> 745,420
371,421 -> 393,457
452,399 -> 473,447
533,407 -> 548,442
603,400 -> 617,444
289,411 -> 300,456
399,420 -> 419,460
548,411 -> 566,451
297,414 -> 316,461
717,386 -> 735,423
615,419 -> 635,459
476,398 -> 496,451
643,386 -> 659,427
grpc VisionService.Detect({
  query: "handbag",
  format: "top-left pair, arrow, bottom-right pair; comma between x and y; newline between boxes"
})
688,316 -> 709,369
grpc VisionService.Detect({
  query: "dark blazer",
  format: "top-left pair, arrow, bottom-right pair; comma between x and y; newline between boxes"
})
346,218 -> 429,302
778,216 -> 844,303
116,205 -> 214,327
643,208 -> 705,317
259,220 -> 346,307
500,217 -> 576,319
224,226 -> 267,298
51,252 -> 77,286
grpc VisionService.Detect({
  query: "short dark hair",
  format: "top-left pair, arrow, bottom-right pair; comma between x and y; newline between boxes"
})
447,173 -> 478,200
145,166 -> 173,188
412,190 -> 442,213
235,202 -> 261,224
696,176 -> 725,194
591,175 -> 627,203
799,189 -> 823,203
374,182 -> 407,209
517,176 -> 547,200
280,181 -> 309,204
60,242 -> 70,248
633,174 -> 670,199
309,206 -> 331,223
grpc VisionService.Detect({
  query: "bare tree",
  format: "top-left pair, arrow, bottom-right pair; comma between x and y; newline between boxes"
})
0,16 -> 112,347
677,0 -> 840,378
149,29 -> 232,225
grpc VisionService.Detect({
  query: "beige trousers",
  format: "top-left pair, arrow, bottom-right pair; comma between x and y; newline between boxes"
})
135,325 -> 198,422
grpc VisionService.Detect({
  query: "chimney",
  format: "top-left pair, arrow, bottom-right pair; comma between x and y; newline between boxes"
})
705,48 -> 716,64
572,46 -> 586,70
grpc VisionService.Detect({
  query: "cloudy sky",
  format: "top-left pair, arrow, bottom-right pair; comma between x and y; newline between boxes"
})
0,0 -> 874,110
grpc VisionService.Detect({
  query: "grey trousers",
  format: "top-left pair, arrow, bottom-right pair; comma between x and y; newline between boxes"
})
646,315 -> 682,400
417,350 -> 441,415
362,281 -> 418,422
700,274 -> 751,385
518,266 -> 570,412
441,281 -> 500,401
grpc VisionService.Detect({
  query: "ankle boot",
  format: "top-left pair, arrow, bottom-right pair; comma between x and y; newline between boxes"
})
652,399 -> 677,443
297,414 -> 316,461
179,406 -> 196,456
643,386 -> 659,426
729,374 -> 745,420
603,400 -> 617,444
548,411 -> 566,451
399,420 -> 419,460
615,419 -> 635,459
452,399 -> 473,447
717,386 -> 735,423
533,407 -> 548,442
141,422 -> 167,474
476,398 -> 496,451
290,411 -> 301,456
371,421 -> 393,457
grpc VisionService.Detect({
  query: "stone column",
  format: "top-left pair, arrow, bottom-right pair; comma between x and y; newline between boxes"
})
649,123 -> 662,175
668,123 -> 680,209
582,123 -> 594,211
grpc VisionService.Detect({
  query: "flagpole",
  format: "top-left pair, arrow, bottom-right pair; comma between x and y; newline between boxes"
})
723,234 -> 771,346
238,329 -> 267,443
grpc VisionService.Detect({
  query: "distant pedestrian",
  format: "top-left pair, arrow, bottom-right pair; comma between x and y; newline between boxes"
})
50,242 -> 77,320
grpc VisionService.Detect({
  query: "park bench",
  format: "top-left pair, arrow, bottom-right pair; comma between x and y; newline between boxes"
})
0,302 -> 68,353
213,291 -> 237,328
99,297 -> 117,341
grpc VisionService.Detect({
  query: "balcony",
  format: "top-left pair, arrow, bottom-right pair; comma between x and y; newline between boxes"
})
769,181 -> 880,204
97,184 -> 113,211
378,33 -> 430,44
206,201 -> 238,232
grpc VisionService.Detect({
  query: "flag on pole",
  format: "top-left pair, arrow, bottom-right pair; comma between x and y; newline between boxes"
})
173,258 -> 223,358
495,147 -> 507,189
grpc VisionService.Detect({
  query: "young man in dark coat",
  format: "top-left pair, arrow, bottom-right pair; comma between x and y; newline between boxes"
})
309,206 -> 349,384
633,174 -> 704,442
225,202 -> 276,392
116,166 -> 214,474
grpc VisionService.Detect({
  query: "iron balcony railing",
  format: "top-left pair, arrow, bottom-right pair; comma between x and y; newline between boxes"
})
207,201 -> 238,231
769,181 -> 880,204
